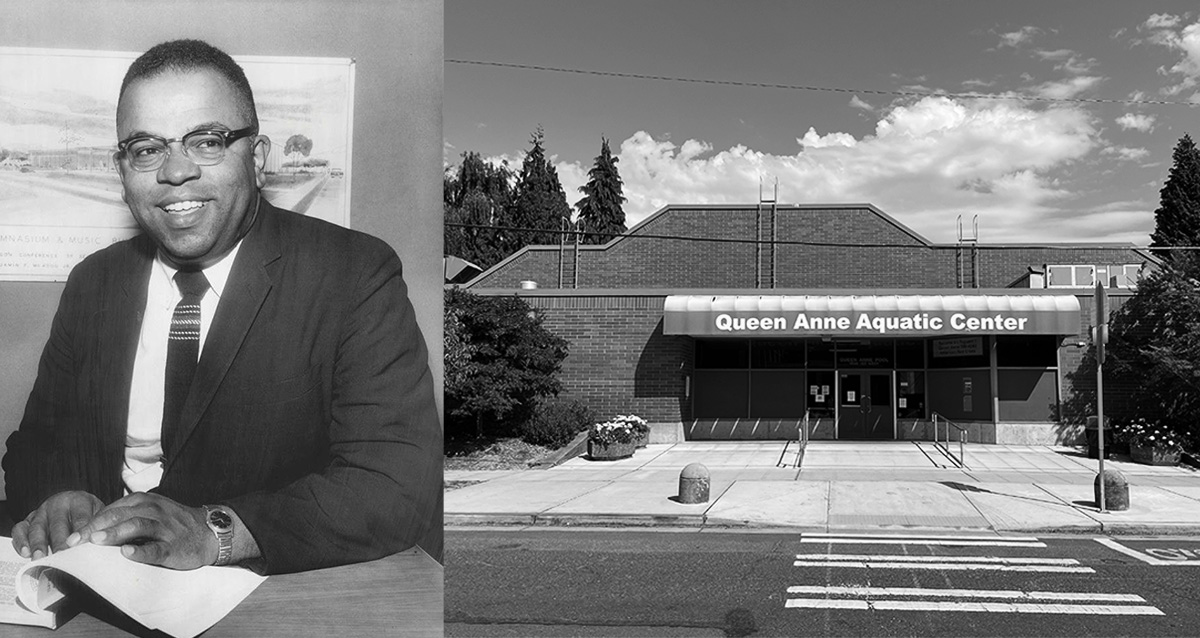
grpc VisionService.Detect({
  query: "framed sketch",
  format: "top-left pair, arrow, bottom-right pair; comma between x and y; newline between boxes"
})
0,47 -> 355,282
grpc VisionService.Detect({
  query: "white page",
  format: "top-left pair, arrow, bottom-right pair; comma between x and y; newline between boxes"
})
5,538 -> 265,638
0,540 -> 57,628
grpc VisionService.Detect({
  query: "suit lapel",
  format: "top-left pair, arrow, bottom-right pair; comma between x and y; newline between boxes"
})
101,237 -> 155,469
162,202 -> 282,464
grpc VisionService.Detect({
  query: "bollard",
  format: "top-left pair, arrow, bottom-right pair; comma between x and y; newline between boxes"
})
678,463 -> 710,504
1094,468 -> 1129,511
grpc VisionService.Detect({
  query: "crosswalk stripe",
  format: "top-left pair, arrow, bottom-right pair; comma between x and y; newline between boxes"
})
875,601 -> 1161,615
794,554 -> 1080,565
785,585 -> 1146,603
801,537 -> 1046,547
785,599 -> 1162,615
803,532 -> 1041,543
786,599 -> 869,610
791,560 -> 1093,573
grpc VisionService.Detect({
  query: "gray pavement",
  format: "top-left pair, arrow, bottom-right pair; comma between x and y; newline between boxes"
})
445,441 -> 1200,535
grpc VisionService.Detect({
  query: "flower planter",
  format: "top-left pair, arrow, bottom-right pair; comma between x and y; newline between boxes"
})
587,439 -> 635,461
1130,444 -> 1180,466
633,432 -> 649,448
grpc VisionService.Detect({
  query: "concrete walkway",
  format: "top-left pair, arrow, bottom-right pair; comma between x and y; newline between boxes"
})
445,441 -> 1200,535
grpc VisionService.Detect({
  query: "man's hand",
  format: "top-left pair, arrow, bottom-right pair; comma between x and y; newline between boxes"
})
66,492 -> 217,570
11,490 -> 105,559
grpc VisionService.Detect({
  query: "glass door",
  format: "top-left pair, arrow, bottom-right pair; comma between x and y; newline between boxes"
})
837,371 -> 894,439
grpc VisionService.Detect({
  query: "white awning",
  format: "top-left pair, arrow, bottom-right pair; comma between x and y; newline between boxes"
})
663,294 -> 1081,336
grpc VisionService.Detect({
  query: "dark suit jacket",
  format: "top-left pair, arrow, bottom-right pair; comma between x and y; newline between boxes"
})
3,201 -> 442,574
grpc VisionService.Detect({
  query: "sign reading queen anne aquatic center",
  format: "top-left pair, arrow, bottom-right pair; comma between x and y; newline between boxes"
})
662,294 -> 1081,337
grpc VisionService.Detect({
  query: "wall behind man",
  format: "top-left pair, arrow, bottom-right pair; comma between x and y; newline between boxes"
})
0,0 -> 444,497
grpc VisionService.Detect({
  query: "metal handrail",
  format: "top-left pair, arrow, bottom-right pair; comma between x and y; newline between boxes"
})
776,411 -> 812,470
932,412 -> 968,469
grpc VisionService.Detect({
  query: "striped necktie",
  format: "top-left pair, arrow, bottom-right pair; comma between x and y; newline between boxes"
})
163,269 -> 209,442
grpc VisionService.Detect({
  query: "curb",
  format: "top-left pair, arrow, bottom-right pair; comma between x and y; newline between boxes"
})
444,513 -> 706,528
1097,522 -> 1200,536
446,513 -> 1200,536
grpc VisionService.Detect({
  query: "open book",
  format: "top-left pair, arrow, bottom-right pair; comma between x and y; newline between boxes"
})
0,537 -> 266,638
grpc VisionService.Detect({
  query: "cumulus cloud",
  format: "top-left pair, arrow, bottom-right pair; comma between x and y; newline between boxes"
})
1144,13 -> 1182,30
1100,146 -> 1151,161
1115,113 -> 1156,131
848,95 -> 873,111
1029,76 -> 1105,99
547,97 -> 1105,242
991,31 -> 1108,101
1032,49 -> 1098,74
555,159 -> 587,211
1137,13 -> 1200,98
1058,208 -> 1154,243
997,26 -> 1041,48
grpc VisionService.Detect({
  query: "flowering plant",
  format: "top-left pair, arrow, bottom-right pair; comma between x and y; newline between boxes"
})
1120,418 -> 1183,452
588,414 -> 649,445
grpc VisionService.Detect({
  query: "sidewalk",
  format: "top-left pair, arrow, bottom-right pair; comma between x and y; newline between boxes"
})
445,441 -> 1200,535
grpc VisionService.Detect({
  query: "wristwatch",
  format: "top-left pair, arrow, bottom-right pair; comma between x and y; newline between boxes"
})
203,505 -> 234,566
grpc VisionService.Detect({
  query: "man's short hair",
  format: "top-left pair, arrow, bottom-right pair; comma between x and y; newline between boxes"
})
119,39 -> 258,129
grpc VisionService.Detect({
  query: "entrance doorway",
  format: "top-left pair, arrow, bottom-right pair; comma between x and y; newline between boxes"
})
838,371 -> 893,439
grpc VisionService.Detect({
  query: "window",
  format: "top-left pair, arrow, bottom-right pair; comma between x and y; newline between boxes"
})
995,335 -> 1059,367
695,340 -> 748,369
1073,265 -> 1094,287
1096,264 -> 1143,288
1047,265 -> 1076,287
751,340 -> 806,368
836,339 -> 893,369
1046,264 -> 1142,288
896,340 -> 925,368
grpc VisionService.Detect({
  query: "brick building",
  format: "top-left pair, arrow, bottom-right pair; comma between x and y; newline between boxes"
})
461,203 -> 1157,445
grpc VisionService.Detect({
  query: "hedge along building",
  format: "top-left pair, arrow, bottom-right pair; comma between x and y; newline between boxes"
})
461,203 -> 1158,444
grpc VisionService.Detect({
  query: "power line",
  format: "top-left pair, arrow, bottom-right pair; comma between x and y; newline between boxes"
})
447,59 -> 1200,107
445,221 -> 1184,251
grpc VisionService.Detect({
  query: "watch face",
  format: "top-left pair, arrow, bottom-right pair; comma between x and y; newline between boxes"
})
208,509 -> 233,531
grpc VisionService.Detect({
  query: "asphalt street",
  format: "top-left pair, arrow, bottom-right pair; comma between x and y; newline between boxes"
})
446,528 -> 1200,637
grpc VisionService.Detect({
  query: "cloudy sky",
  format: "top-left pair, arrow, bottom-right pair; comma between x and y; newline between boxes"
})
445,1 -> 1200,244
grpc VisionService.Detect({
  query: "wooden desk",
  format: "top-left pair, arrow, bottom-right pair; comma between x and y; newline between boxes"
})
0,548 -> 443,637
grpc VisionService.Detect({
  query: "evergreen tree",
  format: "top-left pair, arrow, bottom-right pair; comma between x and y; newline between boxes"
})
575,137 -> 627,245
1149,134 -> 1200,261
500,127 -> 571,253
1099,135 -> 1200,452
444,288 -> 568,442
444,152 -> 514,270
1106,252 -> 1200,448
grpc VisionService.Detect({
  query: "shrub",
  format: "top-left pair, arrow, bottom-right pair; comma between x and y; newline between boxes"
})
518,398 -> 594,448
444,288 -> 569,441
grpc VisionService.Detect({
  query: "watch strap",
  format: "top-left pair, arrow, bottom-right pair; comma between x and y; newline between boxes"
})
204,505 -> 235,566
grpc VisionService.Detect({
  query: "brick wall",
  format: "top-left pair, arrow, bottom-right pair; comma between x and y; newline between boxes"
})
469,204 -> 1152,291
464,203 -> 1158,437
976,248 -> 1152,288
1058,292 -> 1141,424
524,294 -> 692,426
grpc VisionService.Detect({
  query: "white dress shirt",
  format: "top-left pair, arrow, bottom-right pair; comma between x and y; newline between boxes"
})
123,242 -> 242,494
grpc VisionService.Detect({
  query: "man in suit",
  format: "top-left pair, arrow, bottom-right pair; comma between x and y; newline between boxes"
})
3,40 -> 441,574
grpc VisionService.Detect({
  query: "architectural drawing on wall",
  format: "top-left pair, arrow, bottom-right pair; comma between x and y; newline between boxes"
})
0,47 -> 355,281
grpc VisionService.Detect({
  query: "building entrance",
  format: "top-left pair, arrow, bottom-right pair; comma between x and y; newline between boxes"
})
838,371 -> 893,439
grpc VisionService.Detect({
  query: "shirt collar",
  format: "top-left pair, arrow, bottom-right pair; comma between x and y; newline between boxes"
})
154,239 -> 244,301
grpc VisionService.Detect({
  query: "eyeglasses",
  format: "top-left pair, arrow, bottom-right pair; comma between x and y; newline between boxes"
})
116,126 -> 258,172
